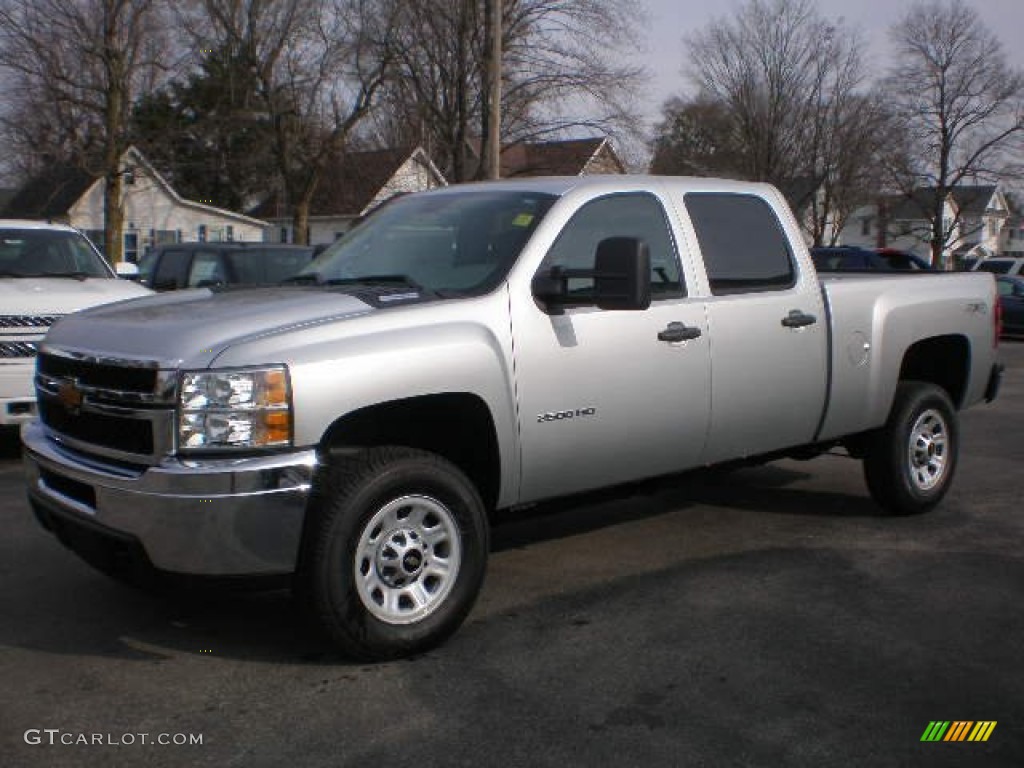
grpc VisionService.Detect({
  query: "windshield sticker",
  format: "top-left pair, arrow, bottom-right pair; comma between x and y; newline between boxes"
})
512,213 -> 534,228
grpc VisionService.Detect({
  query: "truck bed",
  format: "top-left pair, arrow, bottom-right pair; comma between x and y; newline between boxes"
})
816,271 -> 997,441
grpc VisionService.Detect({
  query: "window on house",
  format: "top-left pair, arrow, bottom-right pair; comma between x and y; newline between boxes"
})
124,232 -> 139,263
226,225 -> 234,242
198,224 -> 207,243
280,227 -> 289,243
860,217 -> 871,237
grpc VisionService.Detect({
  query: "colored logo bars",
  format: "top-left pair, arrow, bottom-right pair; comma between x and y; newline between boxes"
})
920,721 -> 997,742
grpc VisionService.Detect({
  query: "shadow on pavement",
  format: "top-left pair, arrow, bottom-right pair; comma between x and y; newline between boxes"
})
0,460 -> 887,667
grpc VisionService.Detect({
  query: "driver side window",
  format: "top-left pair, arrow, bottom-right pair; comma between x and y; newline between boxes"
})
541,193 -> 685,298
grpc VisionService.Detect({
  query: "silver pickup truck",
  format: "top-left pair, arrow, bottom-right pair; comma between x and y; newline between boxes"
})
22,176 -> 1003,660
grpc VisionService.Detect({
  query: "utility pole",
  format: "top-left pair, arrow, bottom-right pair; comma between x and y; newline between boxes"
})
487,0 -> 501,179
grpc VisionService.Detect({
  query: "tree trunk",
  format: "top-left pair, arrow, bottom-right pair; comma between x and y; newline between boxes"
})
104,171 -> 124,263
291,200 -> 310,245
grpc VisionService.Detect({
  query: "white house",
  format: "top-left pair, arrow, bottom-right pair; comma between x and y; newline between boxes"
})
254,146 -> 446,245
3,146 -> 268,261
840,185 -> 1009,268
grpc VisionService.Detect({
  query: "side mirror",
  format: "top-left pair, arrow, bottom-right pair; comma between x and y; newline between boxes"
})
532,236 -> 651,312
115,261 -> 140,278
593,237 -> 652,311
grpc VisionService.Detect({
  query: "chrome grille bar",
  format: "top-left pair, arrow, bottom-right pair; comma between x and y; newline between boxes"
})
0,340 -> 39,358
0,315 -> 61,328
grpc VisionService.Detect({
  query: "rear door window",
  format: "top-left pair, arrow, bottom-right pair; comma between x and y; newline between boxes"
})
685,193 -> 795,295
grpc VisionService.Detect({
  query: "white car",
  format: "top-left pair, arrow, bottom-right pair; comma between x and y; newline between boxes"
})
972,256 -> 1024,276
0,220 -> 152,427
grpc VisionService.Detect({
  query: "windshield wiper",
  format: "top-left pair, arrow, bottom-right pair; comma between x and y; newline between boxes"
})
37,271 -> 91,280
0,270 -> 92,280
280,273 -> 322,285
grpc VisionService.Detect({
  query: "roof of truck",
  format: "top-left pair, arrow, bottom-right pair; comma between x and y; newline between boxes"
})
421,174 -> 780,198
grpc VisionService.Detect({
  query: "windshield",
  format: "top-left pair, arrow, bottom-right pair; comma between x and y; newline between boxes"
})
300,189 -> 557,295
0,228 -> 113,278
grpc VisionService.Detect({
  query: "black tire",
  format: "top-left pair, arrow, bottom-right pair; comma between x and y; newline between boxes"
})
297,447 -> 489,661
863,381 -> 959,515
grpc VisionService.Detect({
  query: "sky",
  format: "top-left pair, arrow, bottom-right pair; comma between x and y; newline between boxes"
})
638,0 -> 1024,128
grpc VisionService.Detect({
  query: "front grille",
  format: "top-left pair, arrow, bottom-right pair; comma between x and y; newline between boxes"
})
39,398 -> 155,455
0,315 -> 61,328
0,340 -> 38,358
37,352 -> 158,394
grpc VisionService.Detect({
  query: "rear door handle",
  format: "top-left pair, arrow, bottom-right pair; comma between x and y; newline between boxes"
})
781,310 -> 817,328
658,321 -> 702,342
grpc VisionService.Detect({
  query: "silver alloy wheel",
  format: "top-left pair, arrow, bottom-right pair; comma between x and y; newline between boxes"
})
354,494 -> 462,625
907,408 -> 948,491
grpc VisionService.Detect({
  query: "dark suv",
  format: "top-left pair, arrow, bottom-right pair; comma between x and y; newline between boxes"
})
138,242 -> 315,291
811,246 -> 933,271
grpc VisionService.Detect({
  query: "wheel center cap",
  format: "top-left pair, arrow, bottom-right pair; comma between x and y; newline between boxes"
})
375,528 -> 427,587
402,550 -> 423,573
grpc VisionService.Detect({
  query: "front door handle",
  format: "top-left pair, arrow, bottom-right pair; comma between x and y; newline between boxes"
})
658,321 -> 702,342
781,310 -> 817,328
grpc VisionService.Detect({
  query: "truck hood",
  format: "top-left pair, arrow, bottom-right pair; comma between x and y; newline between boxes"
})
42,286 -> 375,367
0,276 -> 151,316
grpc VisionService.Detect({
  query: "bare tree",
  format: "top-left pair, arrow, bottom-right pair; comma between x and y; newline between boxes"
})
683,0 -> 827,183
180,0 -> 398,244
0,0 -> 173,261
884,0 -> 1024,267
652,0 -> 890,245
373,0 -> 646,182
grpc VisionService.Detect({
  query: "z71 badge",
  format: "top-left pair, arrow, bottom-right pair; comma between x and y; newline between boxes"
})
537,406 -> 596,423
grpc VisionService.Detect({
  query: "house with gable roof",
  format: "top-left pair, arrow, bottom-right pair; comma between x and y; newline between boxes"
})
252,146 -> 446,245
840,184 -> 1010,268
497,136 -> 626,177
2,146 -> 268,261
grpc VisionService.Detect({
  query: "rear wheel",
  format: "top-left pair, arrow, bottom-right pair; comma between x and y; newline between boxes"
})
297,447 -> 488,661
863,381 -> 958,515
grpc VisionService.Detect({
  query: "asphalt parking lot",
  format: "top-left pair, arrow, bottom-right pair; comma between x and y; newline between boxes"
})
1,342 -> 1022,768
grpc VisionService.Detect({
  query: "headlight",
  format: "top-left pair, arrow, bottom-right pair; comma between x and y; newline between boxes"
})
178,367 -> 292,450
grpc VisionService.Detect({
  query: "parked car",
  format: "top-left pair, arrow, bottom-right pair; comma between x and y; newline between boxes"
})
996,275 -> 1024,336
0,220 -> 151,428
811,246 -> 932,271
24,176 -> 1002,661
875,248 -> 934,270
973,256 -> 1024,276
138,242 -> 316,291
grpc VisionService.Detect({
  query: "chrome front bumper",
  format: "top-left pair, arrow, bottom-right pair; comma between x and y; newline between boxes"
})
22,420 -> 317,576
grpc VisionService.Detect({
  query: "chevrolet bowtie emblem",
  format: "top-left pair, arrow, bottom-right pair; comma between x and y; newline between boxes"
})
57,379 -> 84,414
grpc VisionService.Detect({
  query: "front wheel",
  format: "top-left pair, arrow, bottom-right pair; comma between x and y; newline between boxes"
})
298,447 -> 489,661
862,381 -> 959,515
